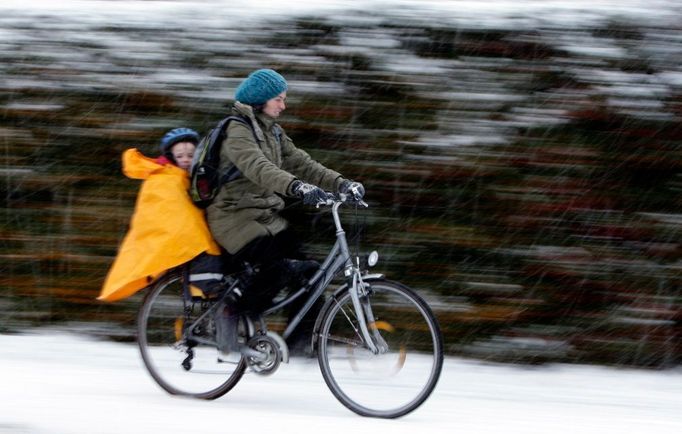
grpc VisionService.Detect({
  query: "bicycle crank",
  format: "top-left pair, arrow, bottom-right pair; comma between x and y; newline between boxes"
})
245,334 -> 282,376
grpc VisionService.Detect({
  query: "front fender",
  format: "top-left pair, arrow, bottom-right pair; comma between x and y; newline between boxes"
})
310,273 -> 385,352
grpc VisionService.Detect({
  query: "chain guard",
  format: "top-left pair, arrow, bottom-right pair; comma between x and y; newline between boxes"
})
246,334 -> 282,376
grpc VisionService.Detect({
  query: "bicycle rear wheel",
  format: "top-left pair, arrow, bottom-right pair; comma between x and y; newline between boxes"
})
137,270 -> 246,399
317,279 -> 443,418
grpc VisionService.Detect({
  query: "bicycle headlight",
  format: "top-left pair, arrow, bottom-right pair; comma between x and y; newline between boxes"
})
367,251 -> 379,267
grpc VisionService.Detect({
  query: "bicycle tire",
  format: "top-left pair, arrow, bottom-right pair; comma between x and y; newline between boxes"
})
317,279 -> 443,418
137,270 -> 247,399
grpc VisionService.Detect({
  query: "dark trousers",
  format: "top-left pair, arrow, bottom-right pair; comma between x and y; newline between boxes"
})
230,229 -> 322,349
229,229 -> 302,310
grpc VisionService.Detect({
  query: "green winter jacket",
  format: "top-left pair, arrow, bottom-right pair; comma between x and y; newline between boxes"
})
206,102 -> 345,254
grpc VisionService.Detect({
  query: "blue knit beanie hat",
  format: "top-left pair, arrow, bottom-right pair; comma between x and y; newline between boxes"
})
235,69 -> 288,105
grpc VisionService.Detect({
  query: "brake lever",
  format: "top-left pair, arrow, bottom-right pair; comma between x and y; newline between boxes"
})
337,192 -> 368,207
316,194 -> 336,208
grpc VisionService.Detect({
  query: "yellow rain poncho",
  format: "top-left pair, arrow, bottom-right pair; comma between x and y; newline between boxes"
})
98,149 -> 220,302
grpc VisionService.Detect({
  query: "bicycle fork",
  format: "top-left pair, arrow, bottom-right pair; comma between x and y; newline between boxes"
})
349,270 -> 389,355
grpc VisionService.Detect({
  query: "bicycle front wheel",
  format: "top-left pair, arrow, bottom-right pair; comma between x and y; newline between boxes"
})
137,271 -> 246,399
317,279 -> 443,418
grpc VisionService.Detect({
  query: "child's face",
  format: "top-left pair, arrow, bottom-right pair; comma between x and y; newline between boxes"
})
171,141 -> 196,171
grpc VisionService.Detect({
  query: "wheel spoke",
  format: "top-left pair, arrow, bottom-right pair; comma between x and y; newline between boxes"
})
137,271 -> 247,399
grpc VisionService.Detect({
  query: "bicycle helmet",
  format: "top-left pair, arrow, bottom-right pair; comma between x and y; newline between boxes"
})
159,128 -> 200,154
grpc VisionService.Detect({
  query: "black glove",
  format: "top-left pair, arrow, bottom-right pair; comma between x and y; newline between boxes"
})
292,180 -> 331,206
339,180 -> 365,200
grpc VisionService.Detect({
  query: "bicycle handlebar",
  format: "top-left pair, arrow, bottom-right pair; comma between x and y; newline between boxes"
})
316,192 -> 368,209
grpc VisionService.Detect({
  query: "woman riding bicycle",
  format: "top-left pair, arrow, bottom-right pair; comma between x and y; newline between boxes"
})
206,68 -> 364,354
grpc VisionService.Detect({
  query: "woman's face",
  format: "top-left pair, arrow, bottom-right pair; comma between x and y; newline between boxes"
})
170,141 -> 196,171
262,91 -> 287,118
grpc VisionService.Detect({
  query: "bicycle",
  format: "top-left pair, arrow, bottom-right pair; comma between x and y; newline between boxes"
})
137,193 -> 444,418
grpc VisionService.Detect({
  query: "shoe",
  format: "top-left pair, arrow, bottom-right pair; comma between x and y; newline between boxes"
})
284,259 -> 319,288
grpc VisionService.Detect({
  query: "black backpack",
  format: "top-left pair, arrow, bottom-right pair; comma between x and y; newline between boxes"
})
189,115 -> 254,208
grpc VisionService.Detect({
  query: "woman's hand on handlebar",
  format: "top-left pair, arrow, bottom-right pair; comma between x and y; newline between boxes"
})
339,180 -> 365,201
292,180 -> 331,206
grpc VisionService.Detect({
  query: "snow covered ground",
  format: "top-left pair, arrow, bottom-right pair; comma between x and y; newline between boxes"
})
0,332 -> 680,434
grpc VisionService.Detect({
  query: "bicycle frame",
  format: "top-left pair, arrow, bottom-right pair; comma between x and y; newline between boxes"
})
261,199 -> 384,354
179,197 -> 384,355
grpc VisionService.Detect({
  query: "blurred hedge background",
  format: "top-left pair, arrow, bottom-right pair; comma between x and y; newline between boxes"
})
1,1 -> 680,367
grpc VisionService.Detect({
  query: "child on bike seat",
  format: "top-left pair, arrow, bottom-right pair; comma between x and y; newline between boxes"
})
99,128 -> 225,303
